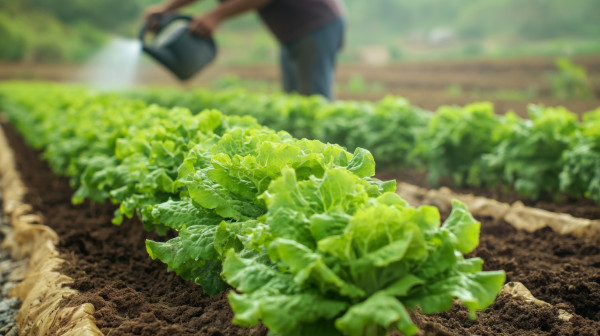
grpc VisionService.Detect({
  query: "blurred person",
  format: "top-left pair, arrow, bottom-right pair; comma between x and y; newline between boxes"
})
143,0 -> 345,100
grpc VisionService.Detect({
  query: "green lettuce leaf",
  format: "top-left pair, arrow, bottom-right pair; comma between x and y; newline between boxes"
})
335,293 -> 418,336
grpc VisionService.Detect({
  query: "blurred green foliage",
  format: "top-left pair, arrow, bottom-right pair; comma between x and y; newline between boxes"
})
1,0 -> 600,63
344,0 -> 600,47
549,58 -> 594,100
0,10 -> 107,62
0,0 -> 152,62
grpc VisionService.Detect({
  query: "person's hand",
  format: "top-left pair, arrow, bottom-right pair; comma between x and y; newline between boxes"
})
143,4 -> 169,31
189,12 -> 221,38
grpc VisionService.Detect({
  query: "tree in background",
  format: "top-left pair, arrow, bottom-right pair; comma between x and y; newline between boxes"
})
0,0 -> 153,62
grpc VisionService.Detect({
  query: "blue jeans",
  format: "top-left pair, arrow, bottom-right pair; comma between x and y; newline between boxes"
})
279,18 -> 345,100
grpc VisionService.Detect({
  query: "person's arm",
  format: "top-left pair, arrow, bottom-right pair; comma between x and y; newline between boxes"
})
189,0 -> 271,38
143,0 -> 198,22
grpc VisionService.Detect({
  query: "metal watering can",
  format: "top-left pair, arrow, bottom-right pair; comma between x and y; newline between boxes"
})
139,14 -> 217,81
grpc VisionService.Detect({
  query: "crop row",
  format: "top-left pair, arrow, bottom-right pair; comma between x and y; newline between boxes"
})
0,82 -> 504,336
130,87 -> 600,203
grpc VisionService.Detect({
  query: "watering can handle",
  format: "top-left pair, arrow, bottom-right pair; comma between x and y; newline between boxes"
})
139,14 -> 193,46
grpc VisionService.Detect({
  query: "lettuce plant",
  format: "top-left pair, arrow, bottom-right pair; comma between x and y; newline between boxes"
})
223,168 -> 505,336
482,105 -> 578,198
412,102 -> 505,186
559,107 -> 600,202
144,122 -> 390,294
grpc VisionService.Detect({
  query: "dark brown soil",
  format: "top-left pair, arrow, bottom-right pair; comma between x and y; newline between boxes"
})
411,217 -> 600,336
3,121 -> 600,336
377,169 -> 600,220
413,291 -> 600,336
477,221 -> 600,322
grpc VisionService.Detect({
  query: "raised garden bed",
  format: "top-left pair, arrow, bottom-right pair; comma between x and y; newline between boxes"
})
2,121 -> 599,336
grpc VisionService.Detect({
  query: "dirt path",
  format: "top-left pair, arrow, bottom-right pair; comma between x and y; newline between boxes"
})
2,122 -> 600,335
2,55 -> 599,115
0,207 -> 21,336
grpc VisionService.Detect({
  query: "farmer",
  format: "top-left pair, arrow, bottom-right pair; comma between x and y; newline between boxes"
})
143,0 -> 345,100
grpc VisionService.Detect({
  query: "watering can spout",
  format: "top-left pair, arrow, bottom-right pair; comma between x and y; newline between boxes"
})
140,15 -> 217,81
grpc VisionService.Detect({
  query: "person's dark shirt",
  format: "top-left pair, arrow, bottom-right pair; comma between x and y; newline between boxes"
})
219,0 -> 342,44
257,0 -> 342,44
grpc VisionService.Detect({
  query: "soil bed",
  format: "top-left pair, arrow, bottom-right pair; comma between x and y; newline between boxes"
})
2,122 -> 600,336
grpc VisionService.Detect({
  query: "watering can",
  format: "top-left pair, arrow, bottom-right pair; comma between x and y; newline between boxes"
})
140,14 -> 217,81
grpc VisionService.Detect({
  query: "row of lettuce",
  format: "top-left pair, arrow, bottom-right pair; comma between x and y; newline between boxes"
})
0,82 -> 504,336
130,87 -> 600,203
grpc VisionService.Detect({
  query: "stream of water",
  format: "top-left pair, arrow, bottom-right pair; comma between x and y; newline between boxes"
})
79,37 -> 141,89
